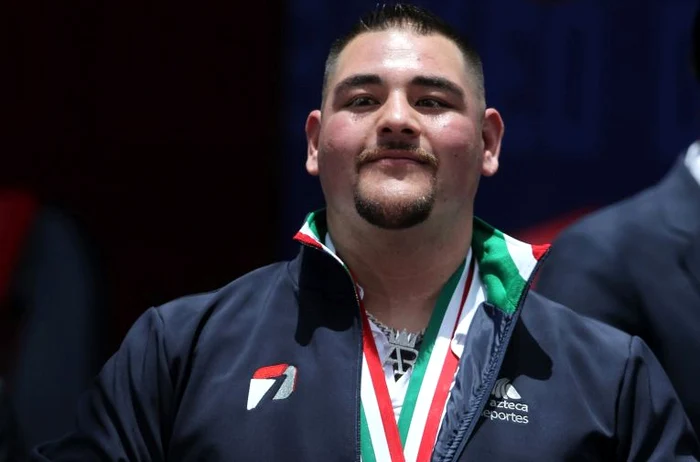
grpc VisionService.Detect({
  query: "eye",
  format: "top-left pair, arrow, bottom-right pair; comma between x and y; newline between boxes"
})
346,96 -> 379,108
415,98 -> 450,109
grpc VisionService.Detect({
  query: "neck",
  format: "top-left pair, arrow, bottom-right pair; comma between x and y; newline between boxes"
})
327,210 -> 472,333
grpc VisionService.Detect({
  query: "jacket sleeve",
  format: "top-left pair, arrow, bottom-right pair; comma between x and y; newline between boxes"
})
535,227 -> 643,335
617,336 -> 699,461
30,307 -> 173,462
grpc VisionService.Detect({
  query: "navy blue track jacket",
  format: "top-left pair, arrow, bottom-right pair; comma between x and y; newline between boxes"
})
33,211 -> 700,461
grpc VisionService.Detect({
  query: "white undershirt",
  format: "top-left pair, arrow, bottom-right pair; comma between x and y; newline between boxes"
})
684,141 -> 700,186
324,234 -> 484,420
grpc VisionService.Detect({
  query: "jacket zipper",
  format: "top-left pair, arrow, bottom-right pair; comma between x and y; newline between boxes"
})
442,252 -> 550,462
441,307 -> 518,462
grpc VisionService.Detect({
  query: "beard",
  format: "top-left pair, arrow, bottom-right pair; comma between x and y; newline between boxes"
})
353,181 -> 436,229
353,142 -> 439,230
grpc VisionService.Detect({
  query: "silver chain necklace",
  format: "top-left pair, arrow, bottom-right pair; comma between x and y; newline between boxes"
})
366,312 -> 425,381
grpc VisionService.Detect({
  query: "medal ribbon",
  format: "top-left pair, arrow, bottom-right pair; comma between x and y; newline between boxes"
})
360,256 -> 476,462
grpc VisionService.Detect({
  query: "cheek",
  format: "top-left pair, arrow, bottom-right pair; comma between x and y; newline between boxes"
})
320,116 -> 365,154
441,114 -> 477,143
432,120 -> 479,164
317,118 -> 362,189
318,117 -> 367,172
430,120 -> 482,188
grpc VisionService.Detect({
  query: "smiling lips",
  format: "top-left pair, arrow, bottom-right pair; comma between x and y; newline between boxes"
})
357,147 -> 438,170
373,150 -> 426,163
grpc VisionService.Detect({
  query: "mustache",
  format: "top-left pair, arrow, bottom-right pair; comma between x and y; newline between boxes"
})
356,142 -> 439,169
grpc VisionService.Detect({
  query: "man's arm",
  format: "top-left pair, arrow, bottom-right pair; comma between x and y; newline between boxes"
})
617,336 -> 699,460
536,227 -> 643,334
31,308 -> 173,462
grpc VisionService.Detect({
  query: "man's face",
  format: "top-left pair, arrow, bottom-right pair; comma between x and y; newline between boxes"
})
306,29 -> 501,230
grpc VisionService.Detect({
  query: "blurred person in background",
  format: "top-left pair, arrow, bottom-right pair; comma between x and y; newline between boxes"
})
0,190 -> 106,459
537,2 -> 700,438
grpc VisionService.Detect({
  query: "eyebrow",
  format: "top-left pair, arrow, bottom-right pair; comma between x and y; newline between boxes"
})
332,73 -> 465,102
411,75 -> 465,100
332,74 -> 383,99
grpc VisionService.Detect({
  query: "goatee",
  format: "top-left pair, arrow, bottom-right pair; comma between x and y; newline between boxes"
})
354,189 -> 435,229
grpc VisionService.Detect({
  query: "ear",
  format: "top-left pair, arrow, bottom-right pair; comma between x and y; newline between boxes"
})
305,110 -> 322,176
481,108 -> 504,177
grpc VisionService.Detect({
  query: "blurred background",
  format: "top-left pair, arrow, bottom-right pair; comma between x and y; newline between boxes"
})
3,0 -> 700,456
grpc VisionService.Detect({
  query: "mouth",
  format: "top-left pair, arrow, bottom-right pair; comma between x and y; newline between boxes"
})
359,149 -> 434,168
372,150 -> 427,163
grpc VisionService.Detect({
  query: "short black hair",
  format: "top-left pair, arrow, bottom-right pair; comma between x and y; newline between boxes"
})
321,3 -> 485,106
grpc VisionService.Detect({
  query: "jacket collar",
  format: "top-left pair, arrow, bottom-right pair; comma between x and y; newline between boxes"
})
293,209 -> 549,316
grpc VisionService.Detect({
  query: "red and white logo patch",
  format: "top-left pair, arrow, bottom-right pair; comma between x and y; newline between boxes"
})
247,363 -> 297,410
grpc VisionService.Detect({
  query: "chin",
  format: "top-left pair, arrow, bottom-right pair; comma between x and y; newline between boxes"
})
353,192 -> 435,230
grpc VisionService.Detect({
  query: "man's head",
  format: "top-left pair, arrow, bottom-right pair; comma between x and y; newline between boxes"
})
321,4 -> 485,110
305,4 -> 504,231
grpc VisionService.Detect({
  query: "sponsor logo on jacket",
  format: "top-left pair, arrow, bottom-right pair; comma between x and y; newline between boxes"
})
247,363 -> 297,410
482,378 -> 529,425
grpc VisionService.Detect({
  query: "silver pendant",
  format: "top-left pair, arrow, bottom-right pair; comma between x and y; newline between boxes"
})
387,340 -> 420,380
367,312 -> 424,380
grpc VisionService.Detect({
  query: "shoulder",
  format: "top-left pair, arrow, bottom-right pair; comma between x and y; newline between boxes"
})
520,291 -> 634,361
154,260 -> 294,337
560,188 -> 651,241
543,186 -> 662,275
108,260 -> 295,366
554,184 -> 660,249
103,259 -> 298,391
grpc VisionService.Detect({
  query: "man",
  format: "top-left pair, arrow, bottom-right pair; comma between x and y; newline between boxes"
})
536,4 -> 700,439
33,4 -> 699,461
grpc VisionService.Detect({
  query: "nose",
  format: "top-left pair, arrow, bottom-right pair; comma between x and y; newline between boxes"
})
376,92 -> 420,139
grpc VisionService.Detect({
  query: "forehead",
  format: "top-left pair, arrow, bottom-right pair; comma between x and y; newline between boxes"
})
331,29 -> 469,87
